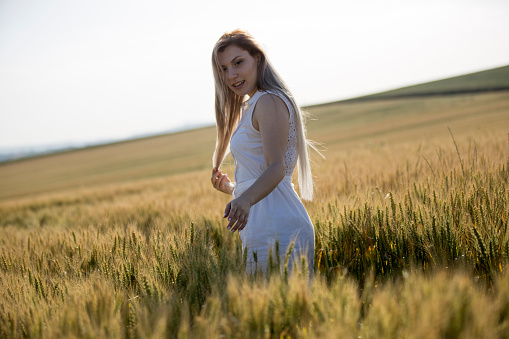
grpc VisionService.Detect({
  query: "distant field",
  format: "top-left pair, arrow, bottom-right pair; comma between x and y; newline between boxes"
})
0,127 -> 216,201
0,90 -> 508,201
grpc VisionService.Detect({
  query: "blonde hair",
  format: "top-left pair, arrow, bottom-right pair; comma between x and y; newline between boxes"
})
211,29 -> 317,201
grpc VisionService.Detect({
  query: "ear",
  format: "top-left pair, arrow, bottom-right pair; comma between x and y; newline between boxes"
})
256,54 -> 261,64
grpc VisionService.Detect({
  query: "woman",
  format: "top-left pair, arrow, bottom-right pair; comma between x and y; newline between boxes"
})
210,29 -> 317,276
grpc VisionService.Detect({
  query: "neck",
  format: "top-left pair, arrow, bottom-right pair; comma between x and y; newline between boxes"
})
247,87 -> 258,99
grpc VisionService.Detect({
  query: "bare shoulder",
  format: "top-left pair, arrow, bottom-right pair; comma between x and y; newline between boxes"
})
252,93 -> 289,131
254,93 -> 290,119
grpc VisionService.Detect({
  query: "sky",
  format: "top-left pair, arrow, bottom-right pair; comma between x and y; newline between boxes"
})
1,0 -> 508,152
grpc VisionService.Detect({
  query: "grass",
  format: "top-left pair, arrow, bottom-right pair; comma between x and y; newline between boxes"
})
0,78 -> 508,336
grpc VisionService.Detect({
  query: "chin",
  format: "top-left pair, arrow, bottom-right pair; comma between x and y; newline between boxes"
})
231,89 -> 249,97
230,84 -> 255,97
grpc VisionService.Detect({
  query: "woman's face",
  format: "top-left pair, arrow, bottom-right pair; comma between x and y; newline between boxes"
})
217,45 -> 259,98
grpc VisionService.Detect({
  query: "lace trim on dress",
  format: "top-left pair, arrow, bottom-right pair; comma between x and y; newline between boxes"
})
264,91 -> 298,177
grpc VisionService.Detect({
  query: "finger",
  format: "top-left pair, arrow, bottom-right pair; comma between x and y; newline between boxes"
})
227,214 -> 237,230
238,209 -> 249,231
230,216 -> 245,233
217,174 -> 227,188
211,169 -> 220,184
223,202 -> 231,218
238,217 -> 248,231
231,209 -> 248,231
227,208 -> 241,229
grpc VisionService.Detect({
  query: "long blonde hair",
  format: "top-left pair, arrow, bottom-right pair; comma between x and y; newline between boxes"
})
211,29 -> 317,201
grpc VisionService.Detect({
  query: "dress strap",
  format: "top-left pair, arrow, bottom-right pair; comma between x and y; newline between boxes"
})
243,91 -> 265,111
240,91 -> 266,132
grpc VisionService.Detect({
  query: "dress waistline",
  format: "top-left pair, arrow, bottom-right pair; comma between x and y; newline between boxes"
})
233,175 -> 293,199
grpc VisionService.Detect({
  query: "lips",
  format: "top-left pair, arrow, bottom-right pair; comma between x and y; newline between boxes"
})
232,80 -> 245,88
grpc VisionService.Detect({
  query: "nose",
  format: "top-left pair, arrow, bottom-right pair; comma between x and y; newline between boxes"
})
227,68 -> 237,80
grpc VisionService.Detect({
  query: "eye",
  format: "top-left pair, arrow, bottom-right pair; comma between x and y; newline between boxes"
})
235,59 -> 243,66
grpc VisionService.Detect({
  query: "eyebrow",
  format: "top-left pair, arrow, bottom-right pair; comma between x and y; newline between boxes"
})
231,55 -> 242,63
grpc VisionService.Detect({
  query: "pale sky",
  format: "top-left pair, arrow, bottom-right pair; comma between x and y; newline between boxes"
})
1,0 -> 508,151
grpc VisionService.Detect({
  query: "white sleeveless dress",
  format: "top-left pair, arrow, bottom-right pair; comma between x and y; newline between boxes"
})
230,90 -> 315,275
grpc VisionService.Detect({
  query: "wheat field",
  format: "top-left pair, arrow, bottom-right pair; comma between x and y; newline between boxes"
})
0,89 -> 508,338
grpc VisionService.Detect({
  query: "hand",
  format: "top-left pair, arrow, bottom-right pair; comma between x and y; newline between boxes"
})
223,196 -> 251,233
211,167 -> 234,195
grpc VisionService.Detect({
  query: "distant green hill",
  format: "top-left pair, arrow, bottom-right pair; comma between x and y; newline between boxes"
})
337,64 -> 509,102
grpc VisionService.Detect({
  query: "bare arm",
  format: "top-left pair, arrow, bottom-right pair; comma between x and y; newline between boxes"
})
224,94 -> 289,232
